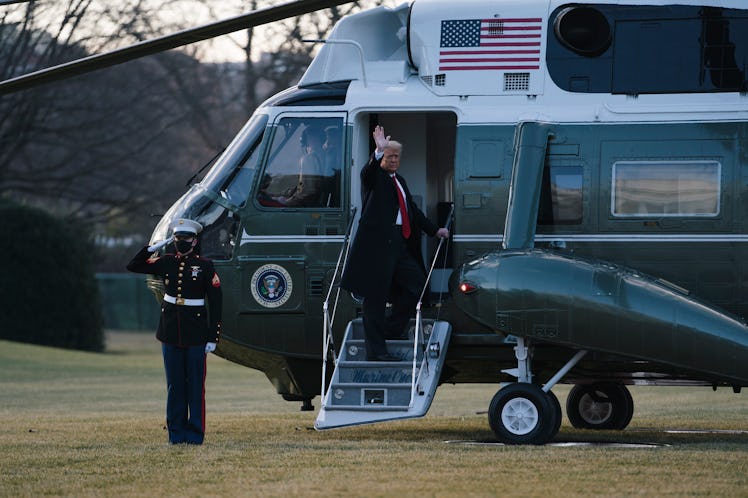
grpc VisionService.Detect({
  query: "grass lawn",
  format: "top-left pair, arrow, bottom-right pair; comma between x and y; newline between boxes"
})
1,331 -> 747,497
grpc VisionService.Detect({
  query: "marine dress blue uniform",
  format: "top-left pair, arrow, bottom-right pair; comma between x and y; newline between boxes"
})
127,219 -> 222,444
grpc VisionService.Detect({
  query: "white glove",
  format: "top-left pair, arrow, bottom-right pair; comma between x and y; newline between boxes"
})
205,342 -> 217,353
147,236 -> 174,253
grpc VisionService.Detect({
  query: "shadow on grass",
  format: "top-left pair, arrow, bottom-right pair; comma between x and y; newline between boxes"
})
309,419 -> 748,448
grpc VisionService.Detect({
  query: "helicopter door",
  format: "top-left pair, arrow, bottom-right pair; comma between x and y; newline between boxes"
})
235,112 -> 348,356
353,111 -> 457,293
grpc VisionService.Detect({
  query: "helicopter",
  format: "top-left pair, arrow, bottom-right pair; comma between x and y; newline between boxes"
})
4,0 -> 748,444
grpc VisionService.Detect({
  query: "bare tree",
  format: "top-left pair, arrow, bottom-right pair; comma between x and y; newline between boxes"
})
0,0 -> 391,270
0,1 -> 238,226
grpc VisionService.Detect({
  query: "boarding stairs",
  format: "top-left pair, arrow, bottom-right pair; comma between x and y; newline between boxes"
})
315,317 -> 451,429
315,205 -> 454,430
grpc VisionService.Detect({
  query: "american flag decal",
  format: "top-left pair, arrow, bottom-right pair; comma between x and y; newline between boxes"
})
439,18 -> 542,71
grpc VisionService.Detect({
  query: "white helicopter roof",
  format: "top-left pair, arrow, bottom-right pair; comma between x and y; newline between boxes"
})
300,0 -> 748,95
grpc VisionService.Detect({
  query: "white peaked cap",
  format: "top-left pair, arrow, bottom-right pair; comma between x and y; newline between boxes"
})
171,218 -> 203,235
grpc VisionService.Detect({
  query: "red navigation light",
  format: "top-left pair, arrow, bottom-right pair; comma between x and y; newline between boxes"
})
459,281 -> 478,294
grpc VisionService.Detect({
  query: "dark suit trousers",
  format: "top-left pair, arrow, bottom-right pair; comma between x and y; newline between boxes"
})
362,228 -> 425,359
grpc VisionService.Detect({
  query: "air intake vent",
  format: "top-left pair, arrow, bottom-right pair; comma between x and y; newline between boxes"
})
485,19 -> 504,35
309,276 -> 324,296
421,75 -> 433,86
435,74 -> 446,86
504,72 -> 530,91
305,226 -> 319,236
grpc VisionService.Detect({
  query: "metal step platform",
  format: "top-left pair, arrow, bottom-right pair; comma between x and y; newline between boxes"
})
315,318 -> 451,429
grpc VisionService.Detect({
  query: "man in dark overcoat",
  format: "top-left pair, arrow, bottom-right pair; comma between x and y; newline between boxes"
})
127,218 -> 222,444
341,125 -> 449,361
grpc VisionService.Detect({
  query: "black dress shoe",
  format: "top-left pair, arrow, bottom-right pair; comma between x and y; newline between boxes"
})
368,354 -> 400,362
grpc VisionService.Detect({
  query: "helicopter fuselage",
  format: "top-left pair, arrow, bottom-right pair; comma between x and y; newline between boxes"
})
147,0 -> 748,405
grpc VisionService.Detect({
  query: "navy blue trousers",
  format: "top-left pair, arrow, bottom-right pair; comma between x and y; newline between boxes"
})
161,343 -> 207,444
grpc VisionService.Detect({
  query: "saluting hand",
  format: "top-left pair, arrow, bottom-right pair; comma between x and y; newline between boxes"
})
147,235 -> 174,253
373,125 -> 390,152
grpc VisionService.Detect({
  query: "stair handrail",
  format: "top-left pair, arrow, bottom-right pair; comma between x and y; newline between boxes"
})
321,207 -> 358,405
410,204 -> 455,407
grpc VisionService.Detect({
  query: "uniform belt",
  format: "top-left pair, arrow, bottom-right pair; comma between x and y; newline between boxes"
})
163,294 -> 205,306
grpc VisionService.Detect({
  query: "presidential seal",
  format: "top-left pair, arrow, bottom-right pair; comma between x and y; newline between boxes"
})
250,264 -> 293,308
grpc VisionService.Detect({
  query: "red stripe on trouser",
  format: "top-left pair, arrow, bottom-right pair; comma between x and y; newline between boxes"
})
201,355 -> 207,431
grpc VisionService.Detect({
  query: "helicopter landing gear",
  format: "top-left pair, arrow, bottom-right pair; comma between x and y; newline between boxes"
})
546,389 -> 563,436
300,398 -> 315,411
566,383 -> 634,430
488,383 -> 560,444
488,338 -> 587,444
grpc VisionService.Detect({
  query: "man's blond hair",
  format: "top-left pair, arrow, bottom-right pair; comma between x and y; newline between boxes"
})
384,140 -> 402,152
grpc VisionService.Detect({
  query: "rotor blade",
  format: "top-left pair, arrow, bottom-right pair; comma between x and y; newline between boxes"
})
0,0 -> 355,95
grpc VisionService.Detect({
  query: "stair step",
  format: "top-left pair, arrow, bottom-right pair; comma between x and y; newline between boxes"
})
336,363 -> 416,384
316,318 -> 452,429
338,359 -> 415,367
346,318 -> 433,341
322,404 -> 411,412
331,382 -> 414,387
340,343 -> 422,361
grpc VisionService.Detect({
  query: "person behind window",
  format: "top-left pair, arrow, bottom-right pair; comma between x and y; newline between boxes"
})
275,126 -> 325,207
257,173 -> 285,207
322,125 -> 342,207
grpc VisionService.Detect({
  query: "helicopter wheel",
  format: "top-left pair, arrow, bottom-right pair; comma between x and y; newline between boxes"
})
566,383 -> 634,430
546,389 -> 563,436
488,384 -> 559,445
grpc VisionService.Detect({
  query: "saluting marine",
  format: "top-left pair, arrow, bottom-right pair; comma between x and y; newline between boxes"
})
127,218 -> 222,444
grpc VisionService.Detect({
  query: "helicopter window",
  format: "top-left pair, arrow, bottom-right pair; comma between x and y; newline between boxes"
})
612,161 -> 720,217
152,185 -> 240,261
538,166 -> 583,225
196,201 -> 240,261
201,114 -> 268,207
257,116 -> 343,209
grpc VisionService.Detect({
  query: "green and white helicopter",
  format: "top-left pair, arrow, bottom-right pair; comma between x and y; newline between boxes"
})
5,0 -> 748,444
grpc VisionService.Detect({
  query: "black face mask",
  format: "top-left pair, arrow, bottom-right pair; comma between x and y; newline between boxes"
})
175,239 -> 194,254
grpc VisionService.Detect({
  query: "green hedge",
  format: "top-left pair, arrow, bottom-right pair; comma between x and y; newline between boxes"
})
0,201 -> 104,351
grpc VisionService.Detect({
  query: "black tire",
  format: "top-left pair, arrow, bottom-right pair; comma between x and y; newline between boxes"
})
546,389 -> 563,437
612,384 -> 634,430
488,384 -> 556,445
566,383 -> 634,430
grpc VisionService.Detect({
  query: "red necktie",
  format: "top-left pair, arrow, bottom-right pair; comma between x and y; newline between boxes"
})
392,175 -> 411,239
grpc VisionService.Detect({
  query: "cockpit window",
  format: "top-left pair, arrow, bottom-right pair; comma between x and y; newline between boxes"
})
151,186 -> 239,261
257,116 -> 343,208
149,115 -> 271,261
201,113 -> 268,208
